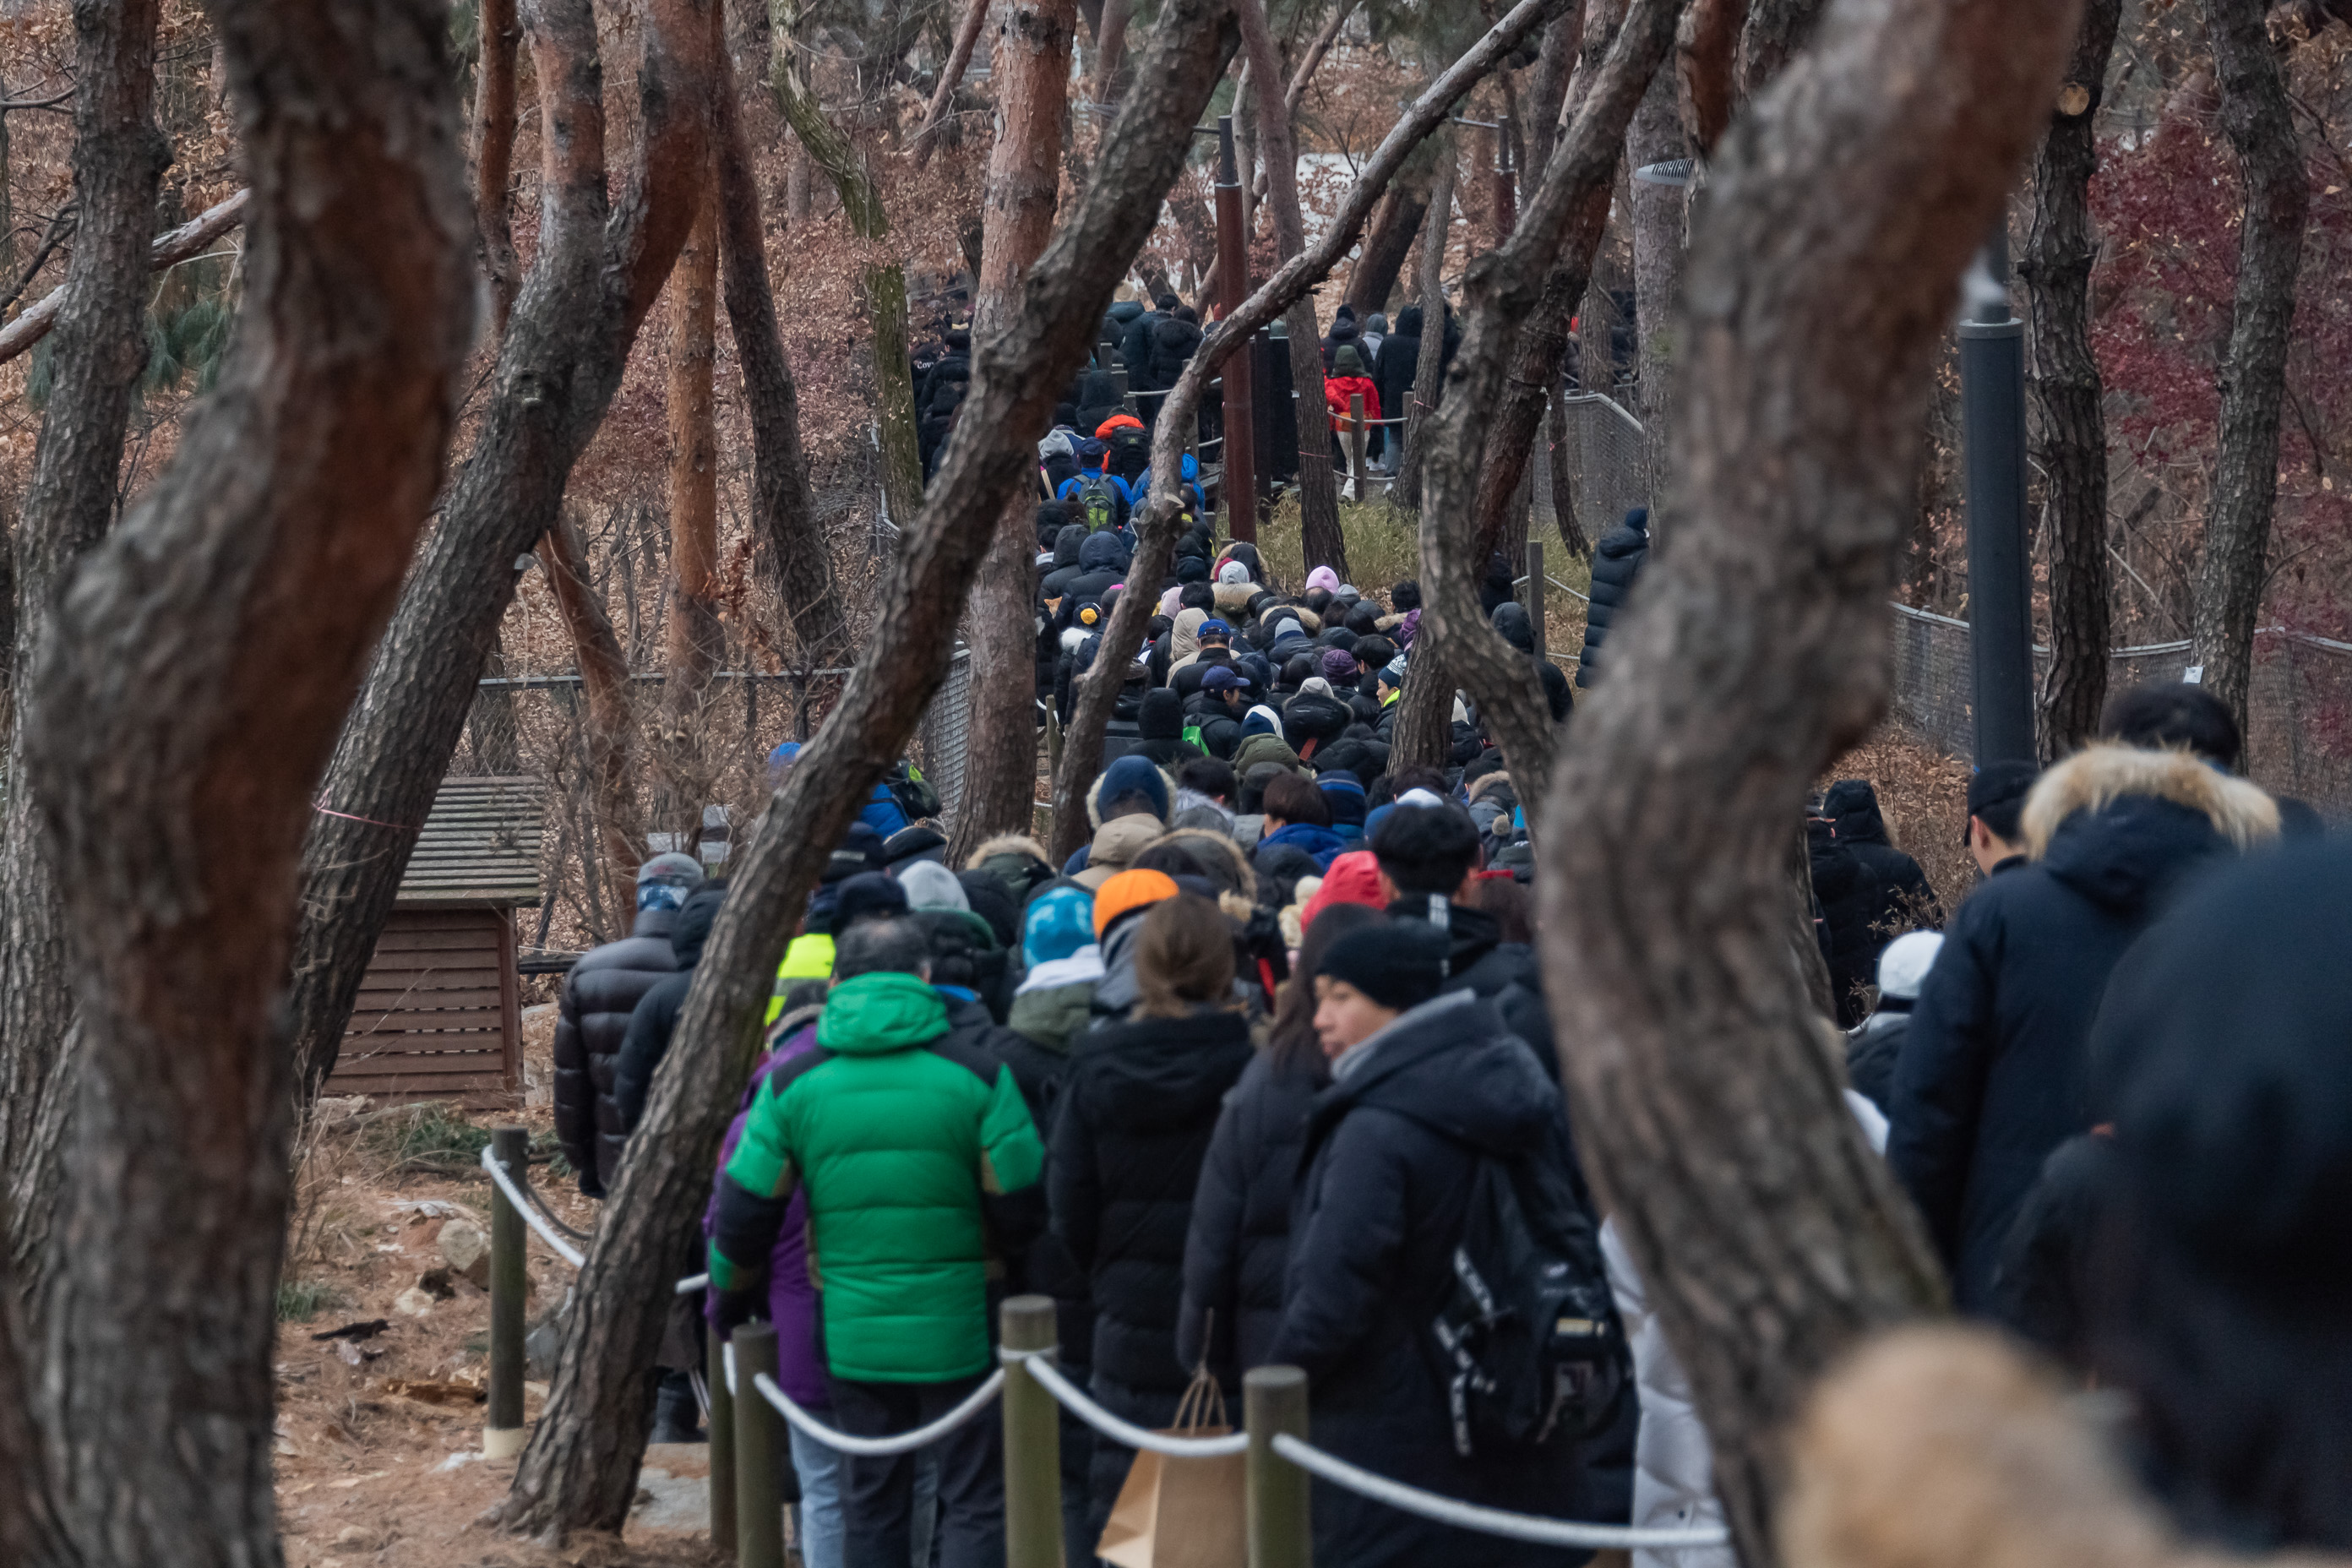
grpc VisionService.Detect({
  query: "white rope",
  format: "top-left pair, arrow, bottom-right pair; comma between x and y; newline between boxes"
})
1004,1348 -> 1250,1458
676,1272 -> 710,1295
1269,1433 -> 1732,1549
757,1369 -> 1007,1456
477,1145 -> 586,1268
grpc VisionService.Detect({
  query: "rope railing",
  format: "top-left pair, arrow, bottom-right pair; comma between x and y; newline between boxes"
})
1270,1431 -> 1732,1549
726,1335 -> 1011,1456
1006,1347 -> 1250,1458
477,1141 -> 585,1268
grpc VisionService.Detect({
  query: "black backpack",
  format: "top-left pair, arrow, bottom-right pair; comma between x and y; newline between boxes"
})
1107,425 -> 1152,482
886,762 -> 942,822
1427,1145 -> 1629,1458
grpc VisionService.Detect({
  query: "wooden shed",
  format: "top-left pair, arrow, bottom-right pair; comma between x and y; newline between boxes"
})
326,776 -> 545,1104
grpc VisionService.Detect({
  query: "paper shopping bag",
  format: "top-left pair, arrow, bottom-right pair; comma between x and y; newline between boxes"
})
1096,1366 -> 1245,1568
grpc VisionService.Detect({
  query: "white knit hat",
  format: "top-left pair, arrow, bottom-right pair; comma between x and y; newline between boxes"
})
1876,930 -> 1945,1001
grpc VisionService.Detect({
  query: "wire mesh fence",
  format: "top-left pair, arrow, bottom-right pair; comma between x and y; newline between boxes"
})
1542,390 -> 1652,541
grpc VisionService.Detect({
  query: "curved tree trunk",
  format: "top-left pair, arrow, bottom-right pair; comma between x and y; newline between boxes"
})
1047,0 -> 1571,863
28,0 -> 472,1562
540,513 -> 642,915
494,0 -> 1240,1537
2024,0 -> 2121,761
285,0 -> 716,1099
1733,0 -> 1827,95
0,0 -> 169,1304
1538,1 -> 2079,1564
473,0 -> 522,335
1342,157 -> 1434,317
1238,0 -> 1344,580
2188,0 -> 2306,747
1413,0 -> 1678,822
912,0 -> 994,165
1674,0 -> 1745,155
713,31 -> 847,662
955,0 -> 1077,858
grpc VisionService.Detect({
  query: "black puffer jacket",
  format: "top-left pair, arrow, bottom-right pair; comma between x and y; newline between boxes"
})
1051,1006 -> 1255,1539
612,887 -> 723,1138
1888,745 -> 2273,1312
1038,524 -> 1090,605
1147,314 -> 1203,391
1273,991 -> 1608,1568
1179,1049 -> 1325,1375
1844,1003 -> 1914,1116
1386,897 -> 1560,1081
553,909 -> 678,1196
1810,781 -> 1940,1026
1576,514 -> 1649,689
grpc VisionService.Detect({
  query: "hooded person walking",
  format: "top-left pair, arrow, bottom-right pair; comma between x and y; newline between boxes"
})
554,852 -> 701,1198
1049,895 -> 1256,1551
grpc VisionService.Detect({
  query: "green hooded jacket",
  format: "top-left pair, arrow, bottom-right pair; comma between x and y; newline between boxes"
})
711,971 -> 1045,1381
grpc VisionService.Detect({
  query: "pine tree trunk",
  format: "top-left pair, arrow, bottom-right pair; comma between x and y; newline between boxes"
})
956,0 -> 1077,859
2024,0 -> 2121,762
1415,0 -> 1676,822
1626,65 -> 1685,476
1537,0 -> 2079,1560
27,1 -> 472,1563
660,181 -> 724,838
0,0 -> 169,1304
473,0 -> 522,335
713,32 -> 847,662
1342,155 -> 1435,316
1237,0 -> 1344,580
1733,0 -> 1827,95
284,0 -> 717,1100
1548,388 -> 1591,558
2189,0 -> 2306,746
1393,143 -> 1456,508
493,0 -> 1240,1535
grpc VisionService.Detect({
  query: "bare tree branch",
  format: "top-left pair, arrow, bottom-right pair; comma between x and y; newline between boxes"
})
0,188 -> 247,365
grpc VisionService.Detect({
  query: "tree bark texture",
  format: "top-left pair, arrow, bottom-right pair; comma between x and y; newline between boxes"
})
1537,0 -> 2079,1561
285,0 -> 717,1099
1470,0 -> 1638,563
912,0 -> 994,165
497,0 -> 1240,1535
660,179 -> 724,826
540,513 -> 642,916
473,0 -> 522,335
1547,384 -> 1592,558
2189,0 -> 2306,745
2023,0 -> 2121,762
1626,63 -> 1685,465
0,1226 -> 62,1566
713,30 -> 847,662
768,3 -> 924,531
1342,155 -> 1435,316
1236,0 -> 1343,579
1283,0 -> 1357,118
1522,0 -> 1583,162
1047,0 -> 1572,863
1090,0 -> 1131,102
955,0 -> 1076,859
1733,0 -> 1827,95
1413,0 -> 1678,823
1391,142 -> 1456,509
0,188 -> 249,368
0,0 -> 169,1303
1674,0 -> 1745,155
28,0 -> 473,1560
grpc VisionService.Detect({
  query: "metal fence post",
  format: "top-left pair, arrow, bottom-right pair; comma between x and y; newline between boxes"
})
1246,1366 -> 1310,1568
707,1313 -> 738,1554
484,1125 -> 528,1459
1000,1295 -> 1062,1568
1525,539 -> 1546,670
1347,394 -> 1367,503
732,1324 -> 786,1568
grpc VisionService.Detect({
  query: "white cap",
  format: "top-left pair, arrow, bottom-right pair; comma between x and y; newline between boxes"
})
1876,930 -> 1945,1001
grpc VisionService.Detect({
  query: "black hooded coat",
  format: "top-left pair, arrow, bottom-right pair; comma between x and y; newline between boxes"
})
553,906 -> 678,1195
1809,781 -> 1940,1026
1271,991 -> 1606,1568
1051,1006 -> 1255,1542
1576,517 -> 1649,689
612,886 -> 723,1135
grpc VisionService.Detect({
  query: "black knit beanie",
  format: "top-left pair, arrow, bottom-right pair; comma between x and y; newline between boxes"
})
1315,921 -> 1448,1013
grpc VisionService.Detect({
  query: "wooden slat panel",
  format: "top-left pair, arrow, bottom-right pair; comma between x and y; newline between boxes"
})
359,957 -> 500,981
373,928 -> 500,953
355,986 -> 506,1009
331,1052 -> 507,1076
325,1074 -> 514,1097
347,1008 -> 506,1032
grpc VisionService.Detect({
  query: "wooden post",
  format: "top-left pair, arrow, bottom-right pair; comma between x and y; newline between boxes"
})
484,1124 -> 528,1459
707,1309 -> 738,1554
1215,116 -> 1257,542
1000,1295 -> 1062,1568
732,1324 -> 787,1568
1246,1365 -> 1311,1568
1525,539 -> 1547,670
1347,393 -> 1368,504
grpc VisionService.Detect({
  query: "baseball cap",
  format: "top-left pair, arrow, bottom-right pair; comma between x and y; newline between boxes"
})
1197,619 -> 1233,642
1200,667 -> 1247,692
636,851 -> 705,911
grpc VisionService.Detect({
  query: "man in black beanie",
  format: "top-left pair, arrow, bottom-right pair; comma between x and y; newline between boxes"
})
1962,759 -> 2038,876
1277,917 -> 1608,1567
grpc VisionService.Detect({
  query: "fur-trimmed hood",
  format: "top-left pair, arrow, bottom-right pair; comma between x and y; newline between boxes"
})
1150,826 -> 1260,906
2024,744 -> 2278,858
966,834 -> 1048,872
1465,770 -> 1516,806
1086,761 -> 1179,830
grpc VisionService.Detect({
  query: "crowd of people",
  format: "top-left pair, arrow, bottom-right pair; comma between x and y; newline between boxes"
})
551,466 -> 2346,1565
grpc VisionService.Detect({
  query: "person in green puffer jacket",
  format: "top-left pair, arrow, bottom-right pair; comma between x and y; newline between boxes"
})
710,919 -> 1045,1568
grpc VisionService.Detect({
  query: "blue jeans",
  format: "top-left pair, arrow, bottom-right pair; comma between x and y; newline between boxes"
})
791,1417 -> 847,1568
